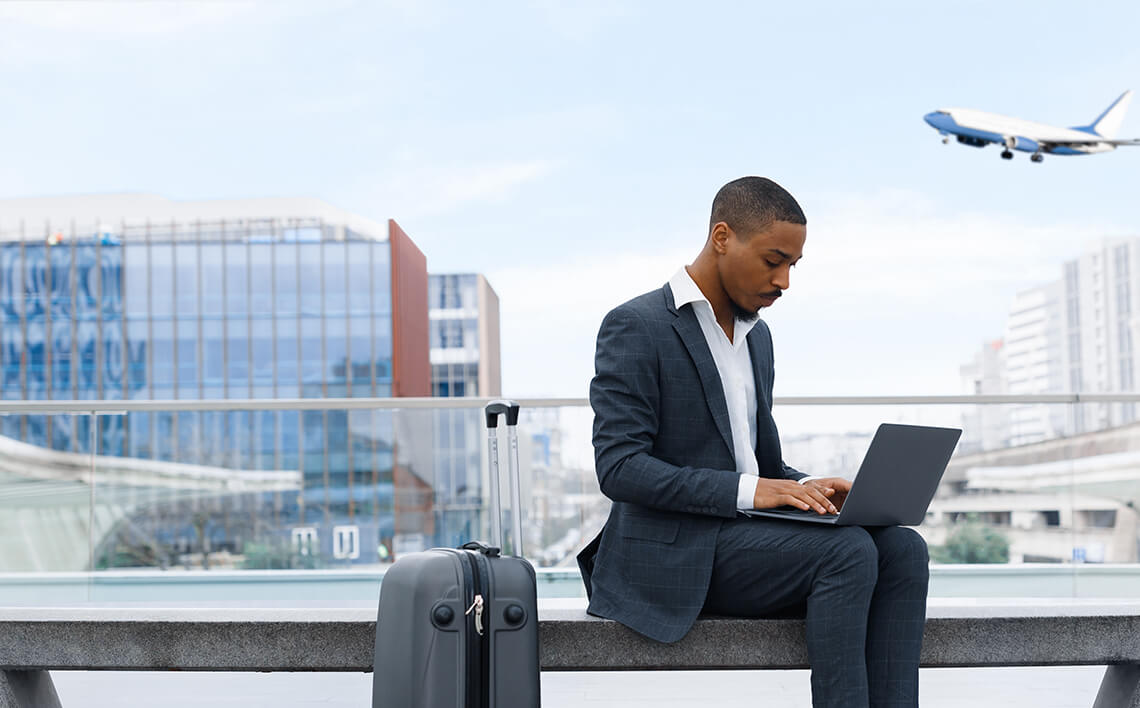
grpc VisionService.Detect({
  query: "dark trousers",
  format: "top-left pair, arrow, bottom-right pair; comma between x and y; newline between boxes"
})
703,518 -> 929,708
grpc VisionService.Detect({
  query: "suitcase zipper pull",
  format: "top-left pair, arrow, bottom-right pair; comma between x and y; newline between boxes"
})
465,594 -> 485,635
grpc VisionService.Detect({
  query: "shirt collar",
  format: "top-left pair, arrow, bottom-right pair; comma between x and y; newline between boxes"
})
668,266 -> 763,339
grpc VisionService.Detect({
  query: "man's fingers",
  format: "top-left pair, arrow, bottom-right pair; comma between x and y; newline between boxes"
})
803,486 -> 838,514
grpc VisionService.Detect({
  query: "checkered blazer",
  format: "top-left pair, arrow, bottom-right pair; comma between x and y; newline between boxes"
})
577,284 -> 806,643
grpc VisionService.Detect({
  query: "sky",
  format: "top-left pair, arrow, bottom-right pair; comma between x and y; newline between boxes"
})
3,0 -> 1140,401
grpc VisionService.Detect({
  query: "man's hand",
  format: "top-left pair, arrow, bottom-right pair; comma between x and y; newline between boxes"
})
752,478 -> 838,514
802,477 -> 852,512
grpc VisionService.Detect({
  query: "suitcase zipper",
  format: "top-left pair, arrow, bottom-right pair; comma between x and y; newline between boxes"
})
460,549 -> 492,706
461,550 -> 491,708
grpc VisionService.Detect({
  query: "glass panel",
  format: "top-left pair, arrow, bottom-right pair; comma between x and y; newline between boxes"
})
224,243 -> 248,317
323,241 -> 347,318
249,244 -> 273,317
200,242 -> 224,318
297,244 -> 320,318
274,243 -> 298,318
346,243 -> 371,316
123,243 -> 148,320
173,243 -> 198,319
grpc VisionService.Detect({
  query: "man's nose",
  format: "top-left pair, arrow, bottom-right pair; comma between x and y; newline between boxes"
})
772,265 -> 791,290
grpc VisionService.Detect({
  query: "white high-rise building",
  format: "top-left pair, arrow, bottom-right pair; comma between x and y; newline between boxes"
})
1004,283 -> 1066,446
963,236 -> 1140,449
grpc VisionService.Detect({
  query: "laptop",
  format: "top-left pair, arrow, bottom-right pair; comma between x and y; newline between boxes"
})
741,423 -> 962,526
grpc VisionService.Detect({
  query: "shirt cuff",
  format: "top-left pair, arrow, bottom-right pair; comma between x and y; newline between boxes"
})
737,474 -> 759,510
797,476 -> 818,485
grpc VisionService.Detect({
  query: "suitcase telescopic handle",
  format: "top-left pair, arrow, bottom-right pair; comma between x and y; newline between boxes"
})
485,400 -> 523,556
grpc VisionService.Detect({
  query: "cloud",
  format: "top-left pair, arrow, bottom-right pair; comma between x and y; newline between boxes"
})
367,159 -> 561,219
487,187 -> 1127,403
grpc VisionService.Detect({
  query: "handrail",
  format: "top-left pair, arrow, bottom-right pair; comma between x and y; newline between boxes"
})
0,393 -> 1138,414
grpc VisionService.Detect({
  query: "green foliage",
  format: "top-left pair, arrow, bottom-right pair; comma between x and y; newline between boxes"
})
930,515 -> 1010,564
240,541 -> 325,570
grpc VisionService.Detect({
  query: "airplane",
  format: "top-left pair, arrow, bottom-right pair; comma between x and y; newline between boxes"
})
924,91 -> 1140,162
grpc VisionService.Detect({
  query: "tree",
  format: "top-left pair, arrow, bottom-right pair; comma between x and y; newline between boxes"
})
930,516 -> 1010,564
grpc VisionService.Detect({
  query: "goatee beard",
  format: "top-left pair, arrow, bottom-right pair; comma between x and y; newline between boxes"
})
730,299 -> 760,323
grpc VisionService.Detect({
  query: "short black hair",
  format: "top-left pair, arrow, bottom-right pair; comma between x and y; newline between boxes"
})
709,176 -> 806,237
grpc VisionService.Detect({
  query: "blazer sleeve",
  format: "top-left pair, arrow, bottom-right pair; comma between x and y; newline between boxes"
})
589,305 -> 740,518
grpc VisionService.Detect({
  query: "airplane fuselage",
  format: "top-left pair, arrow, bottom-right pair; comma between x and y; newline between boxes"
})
924,109 -> 1113,155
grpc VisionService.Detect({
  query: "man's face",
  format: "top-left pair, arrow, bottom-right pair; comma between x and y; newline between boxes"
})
715,220 -> 806,319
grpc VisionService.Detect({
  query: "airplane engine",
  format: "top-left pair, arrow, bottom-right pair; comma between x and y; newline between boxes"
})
1005,136 -> 1040,153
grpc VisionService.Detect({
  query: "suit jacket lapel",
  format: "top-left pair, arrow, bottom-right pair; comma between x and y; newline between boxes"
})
666,286 -> 735,460
747,328 -> 771,412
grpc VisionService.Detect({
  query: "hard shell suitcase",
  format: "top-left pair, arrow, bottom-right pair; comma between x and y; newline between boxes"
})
372,400 -> 541,708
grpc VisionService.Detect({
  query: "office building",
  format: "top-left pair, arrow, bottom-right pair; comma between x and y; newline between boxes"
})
0,194 -> 434,567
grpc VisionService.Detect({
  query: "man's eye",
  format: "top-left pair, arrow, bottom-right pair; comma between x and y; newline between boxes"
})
765,260 -> 781,268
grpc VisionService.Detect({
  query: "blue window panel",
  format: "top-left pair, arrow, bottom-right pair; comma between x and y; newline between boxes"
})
154,411 -> 176,461
251,319 -> 273,386
323,242 -> 347,318
52,414 -> 74,452
298,244 -> 321,318
202,319 -> 224,388
174,244 -> 198,319
149,242 -> 174,319
176,411 -> 200,465
200,244 -> 225,318
101,414 -> 125,458
275,317 -> 299,394
51,319 -> 72,396
274,244 -> 298,318
100,245 -> 123,316
50,242 -> 75,319
224,243 -> 248,317
326,318 -> 347,385
23,246 -> 47,320
346,243 -> 371,316
127,412 -> 150,459
299,318 -> 322,391
226,319 -> 249,388
123,244 -> 149,320
249,244 -> 273,317
372,244 -> 391,315
1,326 -> 23,397
2,244 -> 24,321
151,321 -> 175,389
75,320 -> 98,398
226,411 -> 251,468
125,320 -> 148,397
349,315 -> 372,390
176,335 -> 198,398
101,319 -> 124,400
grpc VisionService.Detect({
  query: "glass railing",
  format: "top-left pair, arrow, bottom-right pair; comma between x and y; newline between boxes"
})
0,395 -> 1138,606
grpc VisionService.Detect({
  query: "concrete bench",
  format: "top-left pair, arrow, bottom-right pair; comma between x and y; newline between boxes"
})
0,601 -> 1138,707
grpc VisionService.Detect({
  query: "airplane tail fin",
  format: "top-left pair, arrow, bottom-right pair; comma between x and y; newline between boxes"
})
1075,90 -> 1133,138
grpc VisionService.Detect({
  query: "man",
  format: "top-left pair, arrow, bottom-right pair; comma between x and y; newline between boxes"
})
577,177 -> 929,708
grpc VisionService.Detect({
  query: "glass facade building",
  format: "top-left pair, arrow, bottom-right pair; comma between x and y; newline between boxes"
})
428,273 -> 502,552
0,201 -> 434,568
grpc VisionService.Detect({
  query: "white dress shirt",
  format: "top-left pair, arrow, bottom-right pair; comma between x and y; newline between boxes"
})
667,268 -> 811,510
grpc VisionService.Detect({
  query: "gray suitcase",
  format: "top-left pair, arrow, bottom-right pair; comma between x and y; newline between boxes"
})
373,400 -> 540,708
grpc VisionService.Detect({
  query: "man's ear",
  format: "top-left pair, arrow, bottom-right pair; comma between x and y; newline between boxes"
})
710,222 -> 732,255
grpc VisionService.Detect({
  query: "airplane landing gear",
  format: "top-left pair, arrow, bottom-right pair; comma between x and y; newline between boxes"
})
1001,150 -> 1014,160
1031,153 -> 1044,163
942,135 -> 950,144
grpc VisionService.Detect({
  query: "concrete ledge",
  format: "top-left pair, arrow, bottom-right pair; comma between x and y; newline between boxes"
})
0,602 -> 1138,672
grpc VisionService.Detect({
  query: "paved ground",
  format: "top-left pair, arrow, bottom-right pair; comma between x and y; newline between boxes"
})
53,666 -> 1108,707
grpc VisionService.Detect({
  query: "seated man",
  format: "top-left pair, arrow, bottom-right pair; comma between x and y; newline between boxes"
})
577,176 -> 929,708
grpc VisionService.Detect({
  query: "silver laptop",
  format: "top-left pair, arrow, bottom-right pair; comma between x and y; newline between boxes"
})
742,423 -> 962,526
